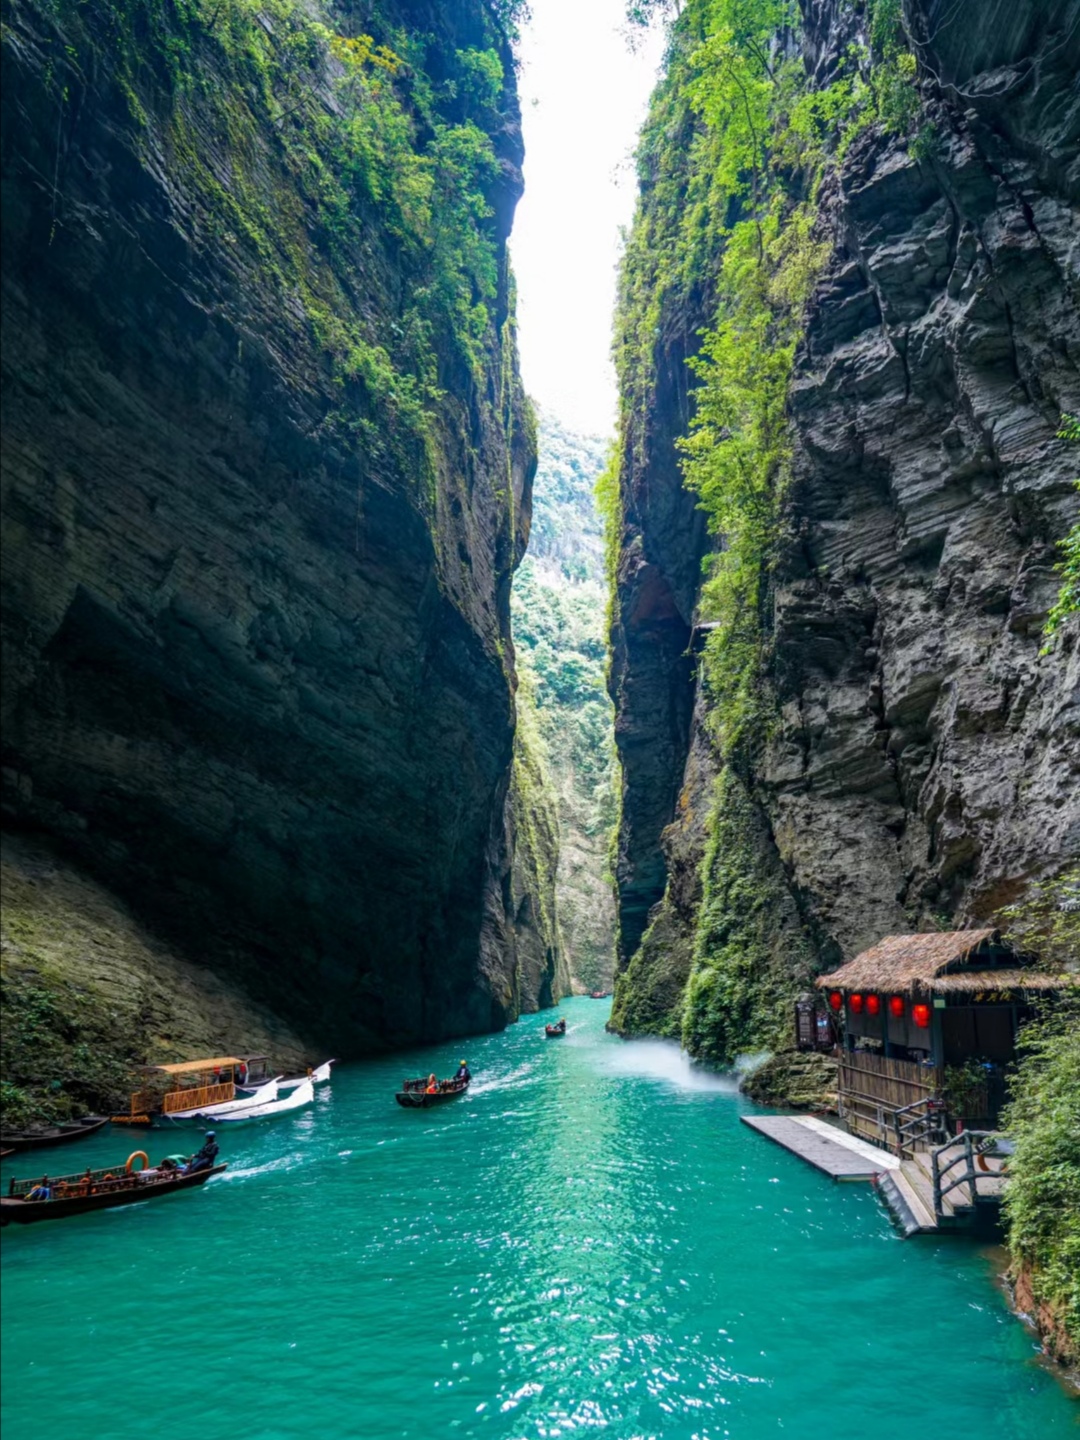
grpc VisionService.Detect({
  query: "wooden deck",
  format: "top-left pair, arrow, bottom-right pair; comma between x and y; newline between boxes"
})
740,1115 -> 898,1181
742,1114 -> 1007,1237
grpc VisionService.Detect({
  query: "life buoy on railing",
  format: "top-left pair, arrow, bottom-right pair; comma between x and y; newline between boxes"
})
125,1151 -> 150,1175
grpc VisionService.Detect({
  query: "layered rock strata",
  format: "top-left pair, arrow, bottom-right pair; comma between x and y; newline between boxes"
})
609,0 -> 1080,1035
1,0 -> 563,1059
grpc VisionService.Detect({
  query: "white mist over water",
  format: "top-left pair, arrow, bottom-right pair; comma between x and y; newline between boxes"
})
595,1035 -> 742,1092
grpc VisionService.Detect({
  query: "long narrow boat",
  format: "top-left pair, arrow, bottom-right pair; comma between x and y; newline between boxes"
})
241,1059 -> 335,1093
0,1116 -> 109,1154
1,1155 -> 226,1225
395,1077 -> 469,1109
161,1077 -> 280,1125
209,1079 -> 315,1123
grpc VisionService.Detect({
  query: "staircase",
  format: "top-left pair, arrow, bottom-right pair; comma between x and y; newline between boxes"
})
876,1132 -> 1009,1236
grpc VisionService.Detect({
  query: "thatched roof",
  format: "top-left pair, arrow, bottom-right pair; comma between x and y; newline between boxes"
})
929,970 -> 1078,993
812,928 -> 1077,996
817,929 -> 1078,995
816,929 -> 998,992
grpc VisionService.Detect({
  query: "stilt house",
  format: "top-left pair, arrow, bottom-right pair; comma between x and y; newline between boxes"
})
811,929 -> 1074,1154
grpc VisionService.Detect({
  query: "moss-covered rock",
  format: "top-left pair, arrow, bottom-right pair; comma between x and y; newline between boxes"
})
504,680 -> 571,1011
741,1051 -> 837,1112
1,833 -> 309,1126
682,769 -> 815,1065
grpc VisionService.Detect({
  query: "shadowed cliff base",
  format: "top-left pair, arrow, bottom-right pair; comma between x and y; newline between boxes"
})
0,830 -> 311,1127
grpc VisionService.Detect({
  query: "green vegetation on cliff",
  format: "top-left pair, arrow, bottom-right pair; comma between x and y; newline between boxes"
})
682,770 -> 814,1063
24,0 -> 524,503
512,415 -> 618,990
1044,413 -> 1080,646
618,0 -> 922,758
1000,998 -> 1080,1368
610,0 -> 931,1050
508,675 -> 568,1007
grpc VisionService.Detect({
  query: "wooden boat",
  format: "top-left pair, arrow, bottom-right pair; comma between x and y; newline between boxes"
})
395,1076 -> 470,1108
0,1148 -> 14,1160
162,1076 -> 280,1124
0,1115 -> 109,1154
545,1020 -> 567,1038
116,1055 -> 268,1125
209,1078 -> 315,1123
1,1154 -> 226,1225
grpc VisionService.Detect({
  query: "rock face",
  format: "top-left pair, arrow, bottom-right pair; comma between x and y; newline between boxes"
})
609,0 -> 1080,1035
1,831 -> 311,1126
1,0 -> 563,1057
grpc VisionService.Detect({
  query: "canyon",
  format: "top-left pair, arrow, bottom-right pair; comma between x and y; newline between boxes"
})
1,0 -> 566,1123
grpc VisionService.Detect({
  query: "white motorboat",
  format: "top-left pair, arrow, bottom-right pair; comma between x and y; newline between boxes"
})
163,1077 -> 280,1124
210,1078 -> 315,1123
241,1059 -> 335,1093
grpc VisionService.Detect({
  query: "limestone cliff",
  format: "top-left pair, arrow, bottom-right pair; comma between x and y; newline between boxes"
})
609,0 -> 1080,1044
1,0 -> 563,1080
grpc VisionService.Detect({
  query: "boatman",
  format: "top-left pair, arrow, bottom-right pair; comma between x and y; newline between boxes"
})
455,1060 -> 470,1083
185,1131 -> 219,1174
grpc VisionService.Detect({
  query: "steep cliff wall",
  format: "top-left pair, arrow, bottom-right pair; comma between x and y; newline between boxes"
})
609,0 -> 1080,1043
1,0 -> 563,1069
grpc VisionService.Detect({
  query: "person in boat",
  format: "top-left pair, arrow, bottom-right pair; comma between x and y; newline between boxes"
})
455,1060 -> 471,1084
185,1131 -> 219,1174
425,1074 -> 439,1094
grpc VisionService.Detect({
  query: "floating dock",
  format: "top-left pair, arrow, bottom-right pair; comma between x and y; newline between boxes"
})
740,1114 -> 898,1181
741,1113 -> 1006,1237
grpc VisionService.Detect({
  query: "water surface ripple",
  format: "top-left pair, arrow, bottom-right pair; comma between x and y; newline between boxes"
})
1,999 -> 1072,1438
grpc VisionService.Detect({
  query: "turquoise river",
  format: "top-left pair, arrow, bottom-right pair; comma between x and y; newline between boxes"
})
1,999 -> 1074,1438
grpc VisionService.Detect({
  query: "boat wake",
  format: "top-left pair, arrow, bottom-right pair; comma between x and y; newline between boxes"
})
219,1155 -> 302,1182
468,1063 -> 535,1096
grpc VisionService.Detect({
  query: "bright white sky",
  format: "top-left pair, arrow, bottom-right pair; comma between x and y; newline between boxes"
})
510,1 -> 665,437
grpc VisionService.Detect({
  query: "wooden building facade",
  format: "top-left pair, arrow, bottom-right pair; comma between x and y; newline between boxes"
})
809,930 -> 1074,1154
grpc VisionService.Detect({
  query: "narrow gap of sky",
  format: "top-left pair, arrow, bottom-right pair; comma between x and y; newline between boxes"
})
510,0 -> 665,438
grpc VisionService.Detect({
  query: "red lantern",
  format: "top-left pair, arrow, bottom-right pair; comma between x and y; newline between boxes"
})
888,995 -> 905,1019
912,1003 -> 931,1029
849,993 -> 864,1014
865,993 -> 881,1017
828,991 -> 843,1012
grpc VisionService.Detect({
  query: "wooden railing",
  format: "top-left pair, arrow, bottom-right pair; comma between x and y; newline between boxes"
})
930,1131 -> 1011,1220
892,1097 -> 948,1157
162,1082 -> 234,1114
837,1053 -> 940,1153
9,1162 -> 135,1197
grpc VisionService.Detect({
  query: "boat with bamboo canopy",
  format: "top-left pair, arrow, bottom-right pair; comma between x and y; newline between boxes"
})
1,1150 -> 226,1225
113,1056 -> 260,1125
